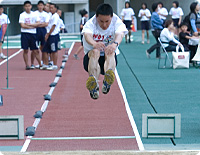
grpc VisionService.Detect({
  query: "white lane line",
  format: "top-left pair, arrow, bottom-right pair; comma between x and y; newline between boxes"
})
0,49 -> 23,66
20,41 -> 75,153
115,69 -> 145,151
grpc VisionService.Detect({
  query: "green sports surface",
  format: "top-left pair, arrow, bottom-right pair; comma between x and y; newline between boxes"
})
117,31 -> 200,150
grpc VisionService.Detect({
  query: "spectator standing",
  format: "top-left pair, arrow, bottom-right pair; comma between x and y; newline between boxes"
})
0,5 -> 10,59
169,1 -> 184,34
189,2 -> 200,63
42,3 -> 60,70
32,0 -> 50,68
138,3 -> 151,44
57,8 -> 66,33
19,1 -> 42,70
121,1 -> 134,43
73,9 -> 88,60
158,2 -> 168,24
146,3 -> 163,58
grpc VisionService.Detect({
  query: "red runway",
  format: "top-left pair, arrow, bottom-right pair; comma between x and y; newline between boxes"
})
0,43 -> 139,152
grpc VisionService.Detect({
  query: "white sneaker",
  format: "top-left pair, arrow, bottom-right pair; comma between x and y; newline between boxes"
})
47,65 -> 58,71
147,39 -> 150,44
141,41 -> 144,44
30,65 -> 35,69
146,50 -> 150,59
39,65 -> 48,70
0,54 -> 7,59
35,65 -> 40,69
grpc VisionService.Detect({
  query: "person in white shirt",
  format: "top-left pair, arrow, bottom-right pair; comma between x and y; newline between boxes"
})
73,9 -> 88,60
0,5 -> 10,59
42,3 -> 60,70
32,0 -> 49,69
121,2 -> 134,43
82,3 -> 128,99
138,3 -> 151,44
19,1 -> 42,70
158,2 -> 168,24
160,19 -> 183,51
57,8 -> 66,33
44,2 -> 52,17
169,1 -> 184,34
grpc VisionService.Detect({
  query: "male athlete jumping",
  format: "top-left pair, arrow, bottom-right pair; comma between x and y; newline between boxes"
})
82,4 -> 128,99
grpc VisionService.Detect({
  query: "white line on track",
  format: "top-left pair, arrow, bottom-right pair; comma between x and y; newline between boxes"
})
0,49 -> 23,66
115,69 -> 145,151
20,42 -> 75,153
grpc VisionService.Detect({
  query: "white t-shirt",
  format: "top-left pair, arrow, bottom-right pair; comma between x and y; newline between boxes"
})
160,28 -> 180,48
46,12 -> 60,35
0,13 -> 10,25
158,7 -> 168,20
138,9 -> 151,21
169,7 -> 184,19
58,18 -> 65,29
121,8 -> 135,21
34,10 -> 50,24
19,11 -> 40,34
82,13 -> 128,55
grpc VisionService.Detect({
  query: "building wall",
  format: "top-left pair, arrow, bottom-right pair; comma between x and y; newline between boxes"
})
1,0 -> 89,35
1,0 -> 197,35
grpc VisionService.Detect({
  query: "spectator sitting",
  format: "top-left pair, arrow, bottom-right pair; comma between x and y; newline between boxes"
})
160,19 -> 183,51
179,22 -> 198,51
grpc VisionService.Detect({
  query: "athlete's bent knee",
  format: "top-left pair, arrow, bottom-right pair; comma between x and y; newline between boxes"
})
88,49 -> 100,59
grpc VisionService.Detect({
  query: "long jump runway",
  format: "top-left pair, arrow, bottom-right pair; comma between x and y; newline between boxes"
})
0,42 -> 141,152
24,42 -> 140,151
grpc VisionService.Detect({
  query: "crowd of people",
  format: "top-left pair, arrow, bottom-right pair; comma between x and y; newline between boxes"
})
146,1 -> 199,65
120,1 -> 200,65
0,1 -> 66,70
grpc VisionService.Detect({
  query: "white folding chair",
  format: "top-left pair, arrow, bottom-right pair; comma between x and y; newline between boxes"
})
158,38 -> 173,69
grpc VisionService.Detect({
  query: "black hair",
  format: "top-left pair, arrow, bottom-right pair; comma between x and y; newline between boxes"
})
96,3 -> 113,17
142,3 -> 147,9
0,5 -> 3,9
180,22 -> 188,28
158,2 -> 163,7
49,2 -> 57,9
173,1 -> 179,8
125,2 -> 130,8
190,2 -> 198,14
79,9 -> 88,17
24,1 -> 31,6
165,19 -> 173,28
37,0 -> 44,5
152,3 -> 158,12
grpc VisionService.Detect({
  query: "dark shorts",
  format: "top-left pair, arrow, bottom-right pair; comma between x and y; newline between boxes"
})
83,52 -> 118,75
36,27 -> 47,46
172,18 -> 179,28
57,33 -> 61,50
141,21 -> 150,30
42,34 -> 59,53
80,34 -> 83,46
21,33 -> 38,50
123,20 -> 132,30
